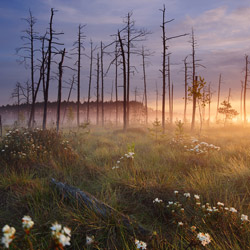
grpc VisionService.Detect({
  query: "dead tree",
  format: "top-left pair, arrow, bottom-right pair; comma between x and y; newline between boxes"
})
208,83 -> 213,126
96,53 -> 100,125
42,8 -> 63,130
62,75 -> 75,125
86,41 -> 96,123
56,48 -> 66,133
243,55 -> 249,125
115,39 -> 119,126
11,83 -> 24,123
28,34 -> 47,128
0,115 -> 2,137
51,178 -> 151,237
16,10 -> 38,128
183,55 -> 191,123
159,5 -> 188,131
216,74 -> 222,122
19,81 -> 32,105
240,80 -> 243,122
120,12 -> 149,127
118,30 -> 127,131
167,55 -> 173,124
155,81 -> 159,120
72,24 -> 86,128
101,42 -> 105,127
190,28 -> 205,130
140,46 -> 153,124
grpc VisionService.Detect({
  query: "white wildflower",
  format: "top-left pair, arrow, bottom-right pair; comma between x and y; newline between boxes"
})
59,234 -> 70,247
86,235 -> 94,245
178,222 -> 184,226
197,232 -> 211,246
22,215 -> 34,231
184,192 -> 190,198
217,202 -> 224,207
241,214 -> 248,222
135,239 -> 147,250
153,198 -> 163,203
229,207 -> 237,213
194,194 -> 200,200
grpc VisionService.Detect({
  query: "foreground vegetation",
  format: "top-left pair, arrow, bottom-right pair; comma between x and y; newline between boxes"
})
0,124 -> 249,249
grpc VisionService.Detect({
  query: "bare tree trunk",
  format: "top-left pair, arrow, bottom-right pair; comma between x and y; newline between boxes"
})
171,82 -> 173,123
167,56 -> 173,124
208,83 -> 211,126
160,5 -> 167,132
87,41 -> 93,123
96,53 -> 100,125
183,55 -> 188,123
77,25 -> 81,128
29,35 -> 47,129
244,55 -> 248,125
43,8 -> 54,130
56,48 -> 66,133
62,75 -> 75,125
0,115 -> 2,137
142,46 -> 148,124
156,81 -> 159,120
118,30 -> 127,131
216,73 -> 222,122
126,13 -> 131,128
29,10 -> 35,128
101,42 -> 104,127
115,41 -> 119,127
191,29 -> 196,131
240,81 -> 243,122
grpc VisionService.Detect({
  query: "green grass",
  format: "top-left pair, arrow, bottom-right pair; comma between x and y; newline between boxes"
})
0,125 -> 249,249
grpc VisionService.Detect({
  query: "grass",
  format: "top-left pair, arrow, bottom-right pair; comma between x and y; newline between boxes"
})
0,124 -> 249,249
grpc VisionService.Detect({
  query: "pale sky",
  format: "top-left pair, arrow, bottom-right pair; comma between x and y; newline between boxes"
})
1,0 -> 250,117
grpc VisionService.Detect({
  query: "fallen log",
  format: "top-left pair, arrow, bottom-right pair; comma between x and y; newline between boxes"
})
50,178 -> 151,237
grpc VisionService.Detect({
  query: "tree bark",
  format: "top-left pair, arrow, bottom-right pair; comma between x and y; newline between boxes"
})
56,48 -> 66,133
50,178 -> 151,236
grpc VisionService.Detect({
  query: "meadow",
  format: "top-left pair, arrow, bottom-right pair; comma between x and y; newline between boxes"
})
0,123 -> 249,249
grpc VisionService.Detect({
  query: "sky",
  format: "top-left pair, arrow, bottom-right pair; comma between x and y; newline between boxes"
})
1,0 -> 250,117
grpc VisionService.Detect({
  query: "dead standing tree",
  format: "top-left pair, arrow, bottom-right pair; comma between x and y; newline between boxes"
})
96,53 -> 100,125
16,10 -> 39,128
62,75 -> 76,125
140,46 -> 153,124
121,12 -> 149,127
216,73 -> 222,122
118,30 -> 127,131
190,28 -> 205,131
86,41 -> 97,123
183,55 -> 191,123
56,48 -> 66,133
72,24 -> 86,128
101,42 -> 105,127
243,55 -> 249,125
159,5 -> 188,132
42,8 -> 63,130
28,34 -> 48,128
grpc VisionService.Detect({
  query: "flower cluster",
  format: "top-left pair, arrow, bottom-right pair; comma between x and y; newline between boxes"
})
153,198 -> 163,203
186,139 -> 220,154
22,215 -> 34,233
1,225 -> 15,248
197,232 -> 211,246
135,239 -> 147,249
0,128 -> 77,165
51,222 -> 71,247
112,151 -> 135,170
